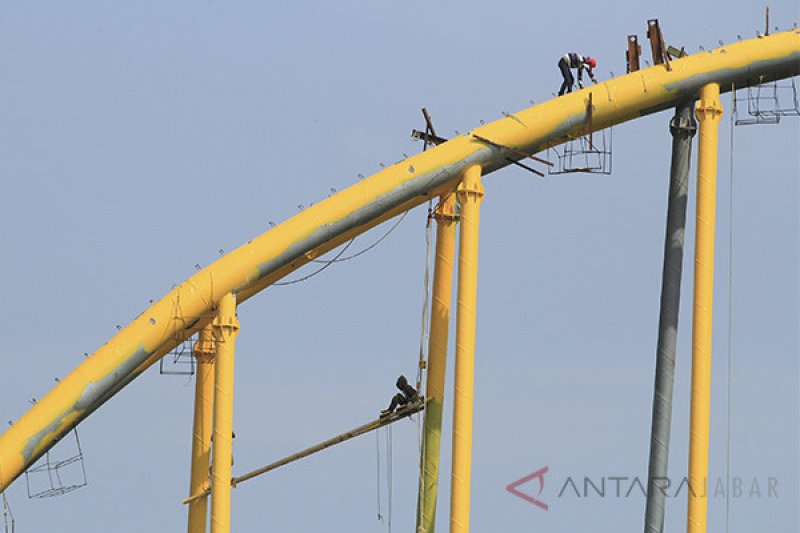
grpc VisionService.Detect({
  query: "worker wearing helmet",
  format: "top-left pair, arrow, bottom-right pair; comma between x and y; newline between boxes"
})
558,53 -> 598,95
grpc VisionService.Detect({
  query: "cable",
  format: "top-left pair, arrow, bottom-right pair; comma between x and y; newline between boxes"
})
417,204 -> 433,392
415,202 -> 434,526
387,424 -> 393,533
310,211 -> 409,264
376,430 -> 382,522
273,238 -> 356,286
1,492 -> 13,533
726,83 -> 736,533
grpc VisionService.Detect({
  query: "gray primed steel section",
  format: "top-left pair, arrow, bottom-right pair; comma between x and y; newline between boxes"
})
21,345 -> 151,465
643,103 -> 696,533
247,52 -> 800,288
251,149 -> 490,282
642,53 -> 800,116
5,41 -> 797,493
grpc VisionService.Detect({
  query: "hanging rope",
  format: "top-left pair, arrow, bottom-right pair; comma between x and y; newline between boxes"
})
1,492 -> 13,533
273,238 -> 356,286
387,424 -> 393,533
415,201 -> 434,526
414,108 -> 437,532
276,209 -> 411,286
311,211 -> 409,264
725,83 -> 736,533
416,203 -> 434,393
376,429 -> 383,523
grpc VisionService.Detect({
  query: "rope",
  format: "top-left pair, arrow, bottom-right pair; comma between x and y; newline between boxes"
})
1,492 -> 13,533
277,210 -> 409,286
387,425 -> 393,533
417,204 -> 434,392
726,83 -> 736,533
310,211 -> 409,264
376,430 -> 383,522
273,238 -> 356,286
415,202 -> 434,527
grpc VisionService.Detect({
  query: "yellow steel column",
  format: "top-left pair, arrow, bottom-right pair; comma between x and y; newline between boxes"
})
187,324 -> 216,533
417,193 -> 458,533
687,83 -> 722,533
211,293 -> 240,533
450,165 -> 484,533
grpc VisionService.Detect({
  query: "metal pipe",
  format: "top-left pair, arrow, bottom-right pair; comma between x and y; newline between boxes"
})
450,166 -> 484,533
1,31 -> 796,495
235,401 -> 424,488
687,83 -> 722,533
417,193 -> 458,533
184,401 -> 426,505
643,103 -> 696,533
187,325 -> 216,533
211,293 -> 240,533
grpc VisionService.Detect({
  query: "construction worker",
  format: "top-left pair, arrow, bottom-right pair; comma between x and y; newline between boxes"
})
558,53 -> 597,95
380,375 -> 419,417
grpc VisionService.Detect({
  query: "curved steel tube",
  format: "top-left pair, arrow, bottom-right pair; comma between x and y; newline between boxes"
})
1,30 -> 798,493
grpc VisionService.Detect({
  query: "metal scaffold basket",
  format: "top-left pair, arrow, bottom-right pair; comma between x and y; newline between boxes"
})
547,127 -> 613,175
24,428 -> 87,499
734,77 -> 800,125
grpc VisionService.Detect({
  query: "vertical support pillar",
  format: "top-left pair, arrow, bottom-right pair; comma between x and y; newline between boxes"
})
643,103 -> 696,533
417,192 -> 458,533
211,293 -> 240,533
687,83 -> 722,533
188,324 -> 216,533
450,165 -> 484,533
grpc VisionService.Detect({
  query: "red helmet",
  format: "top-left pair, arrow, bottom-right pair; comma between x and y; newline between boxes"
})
586,56 -> 597,69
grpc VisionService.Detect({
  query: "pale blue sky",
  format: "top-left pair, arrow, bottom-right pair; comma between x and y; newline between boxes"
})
1,2 -> 798,532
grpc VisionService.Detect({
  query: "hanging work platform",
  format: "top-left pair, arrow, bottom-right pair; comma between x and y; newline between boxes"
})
548,91 -> 613,175
734,77 -> 800,125
159,335 -> 196,376
24,428 -> 87,499
2,492 -> 14,533
547,127 -> 613,175
183,399 -> 426,504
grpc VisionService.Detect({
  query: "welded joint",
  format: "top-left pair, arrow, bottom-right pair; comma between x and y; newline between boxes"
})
456,167 -> 485,205
695,90 -> 723,122
193,333 -> 217,363
669,114 -> 698,137
434,195 -> 459,222
212,303 -> 240,343
213,316 -> 240,341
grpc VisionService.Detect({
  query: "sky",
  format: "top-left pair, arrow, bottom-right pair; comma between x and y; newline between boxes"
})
0,2 -> 798,532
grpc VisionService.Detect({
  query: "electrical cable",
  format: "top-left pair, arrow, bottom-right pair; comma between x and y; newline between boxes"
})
1,492 -> 13,533
273,238 -> 356,286
275,209 -> 410,286
414,202 -> 434,527
726,83 -> 736,533
387,424 -> 393,533
310,211 -> 409,264
376,430 -> 382,523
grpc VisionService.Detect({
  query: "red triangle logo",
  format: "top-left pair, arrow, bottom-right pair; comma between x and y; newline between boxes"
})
506,466 -> 549,511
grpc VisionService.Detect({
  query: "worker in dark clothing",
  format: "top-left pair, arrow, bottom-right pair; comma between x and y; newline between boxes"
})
380,375 -> 419,416
558,53 -> 598,95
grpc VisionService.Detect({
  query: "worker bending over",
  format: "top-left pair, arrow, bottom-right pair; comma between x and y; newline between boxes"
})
558,53 -> 597,95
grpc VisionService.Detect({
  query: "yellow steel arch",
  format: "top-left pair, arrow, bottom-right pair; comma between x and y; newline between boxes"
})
0,29 -> 798,494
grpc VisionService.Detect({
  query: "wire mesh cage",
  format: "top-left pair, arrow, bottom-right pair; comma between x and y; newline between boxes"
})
159,336 -> 196,376
734,77 -> 800,125
547,127 -> 613,175
160,293 -> 199,376
2,492 -> 14,533
24,428 -> 87,499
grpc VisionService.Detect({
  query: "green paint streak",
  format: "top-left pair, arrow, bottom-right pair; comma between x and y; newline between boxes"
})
417,397 -> 444,533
